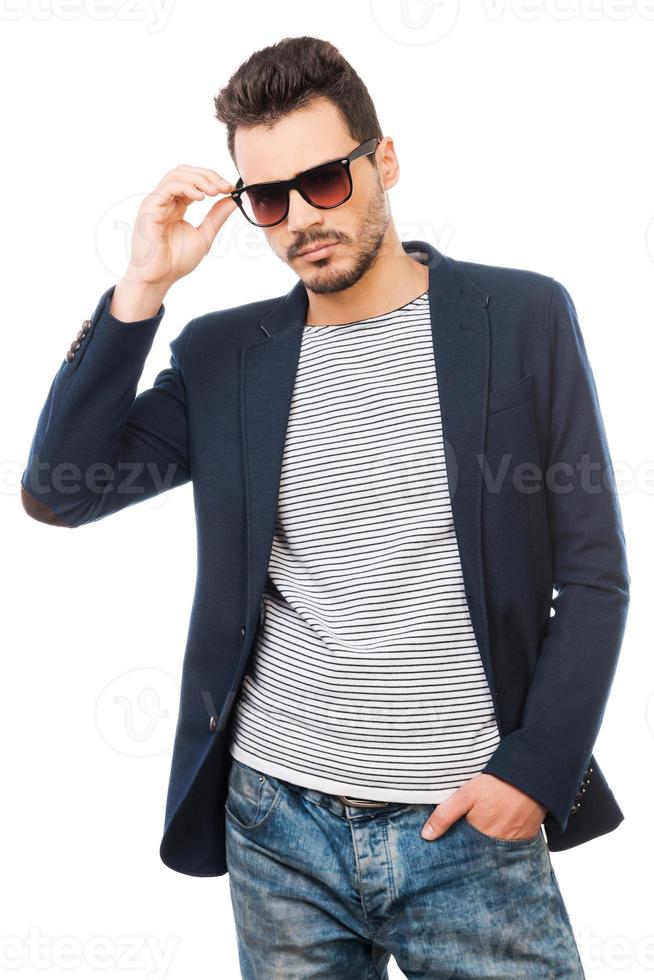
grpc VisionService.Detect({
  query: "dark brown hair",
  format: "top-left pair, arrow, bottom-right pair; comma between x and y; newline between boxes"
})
214,36 -> 383,169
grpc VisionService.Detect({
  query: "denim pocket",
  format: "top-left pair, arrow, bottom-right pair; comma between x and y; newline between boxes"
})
461,814 -> 543,847
225,759 -> 283,831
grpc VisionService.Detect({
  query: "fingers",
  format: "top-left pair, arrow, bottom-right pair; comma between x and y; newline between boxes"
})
156,179 -> 208,203
130,165 -> 239,282
143,167 -> 236,218
421,797 -> 469,840
174,164 -> 236,191
195,194 -> 239,252
159,165 -> 236,196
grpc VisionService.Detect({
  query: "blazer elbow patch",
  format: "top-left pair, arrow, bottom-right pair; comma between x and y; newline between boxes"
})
20,482 -> 74,528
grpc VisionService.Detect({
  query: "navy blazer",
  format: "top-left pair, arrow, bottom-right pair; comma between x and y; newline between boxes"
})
21,239 -> 630,876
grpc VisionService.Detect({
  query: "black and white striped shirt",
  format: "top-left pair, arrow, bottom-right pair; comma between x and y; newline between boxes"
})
228,286 -> 501,802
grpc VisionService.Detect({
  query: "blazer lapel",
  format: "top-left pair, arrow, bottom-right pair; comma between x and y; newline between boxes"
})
424,245 -> 494,690
240,284 -> 307,619
240,239 -> 494,689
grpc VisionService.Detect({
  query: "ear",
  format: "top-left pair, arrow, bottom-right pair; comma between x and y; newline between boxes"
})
377,136 -> 400,191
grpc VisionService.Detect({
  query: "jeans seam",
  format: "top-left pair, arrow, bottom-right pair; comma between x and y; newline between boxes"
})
381,822 -> 398,906
366,949 -> 388,980
548,865 -> 586,976
348,818 -> 372,932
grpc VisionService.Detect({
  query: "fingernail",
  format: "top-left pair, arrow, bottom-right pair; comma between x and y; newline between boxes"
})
421,823 -> 435,839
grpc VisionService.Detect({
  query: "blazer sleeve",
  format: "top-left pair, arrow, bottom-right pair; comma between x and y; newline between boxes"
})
20,284 -> 194,528
481,278 -> 631,835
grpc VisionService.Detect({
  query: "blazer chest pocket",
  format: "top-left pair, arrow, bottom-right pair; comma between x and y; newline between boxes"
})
487,374 -> 534,416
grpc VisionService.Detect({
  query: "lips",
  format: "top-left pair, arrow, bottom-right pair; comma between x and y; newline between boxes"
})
297,241 -> 338,257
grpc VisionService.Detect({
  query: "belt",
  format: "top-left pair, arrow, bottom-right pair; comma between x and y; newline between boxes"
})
337,794 -> 390,807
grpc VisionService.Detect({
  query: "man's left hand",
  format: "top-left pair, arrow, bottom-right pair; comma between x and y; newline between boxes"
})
420,773 -> 547,841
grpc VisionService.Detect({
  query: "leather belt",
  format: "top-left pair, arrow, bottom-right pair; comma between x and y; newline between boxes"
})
337,794 -> 390,807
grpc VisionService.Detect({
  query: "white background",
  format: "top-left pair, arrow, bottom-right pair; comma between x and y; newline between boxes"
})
2,2 -> 652,977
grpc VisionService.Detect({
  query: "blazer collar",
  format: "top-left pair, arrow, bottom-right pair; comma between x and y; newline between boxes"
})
255,238 -> 489,340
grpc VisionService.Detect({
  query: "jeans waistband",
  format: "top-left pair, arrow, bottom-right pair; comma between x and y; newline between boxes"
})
279,774 -> 436,820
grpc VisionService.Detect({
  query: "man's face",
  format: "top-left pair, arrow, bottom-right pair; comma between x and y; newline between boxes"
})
233,97 -> 393,295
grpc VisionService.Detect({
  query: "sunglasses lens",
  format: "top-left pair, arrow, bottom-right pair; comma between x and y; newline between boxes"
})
301,162 -> 350,207
242,185 -> 288,226
239,160 -> 351,226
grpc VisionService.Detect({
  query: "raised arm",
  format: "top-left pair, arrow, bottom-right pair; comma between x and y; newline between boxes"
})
21,288 -> 194,527
21,163 -> 238,528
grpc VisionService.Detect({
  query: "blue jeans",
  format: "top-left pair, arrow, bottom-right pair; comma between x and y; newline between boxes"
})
225,758 -> 586,979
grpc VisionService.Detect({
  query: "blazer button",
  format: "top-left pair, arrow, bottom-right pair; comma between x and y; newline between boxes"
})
209,715 -> 217,734
240,625 -> 246,636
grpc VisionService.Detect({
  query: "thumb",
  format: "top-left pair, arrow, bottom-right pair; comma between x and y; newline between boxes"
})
421,794 -> 468,840
196,195 -> 239,255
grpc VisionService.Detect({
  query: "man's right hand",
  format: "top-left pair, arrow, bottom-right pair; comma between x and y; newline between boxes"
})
110,164 -> 239,322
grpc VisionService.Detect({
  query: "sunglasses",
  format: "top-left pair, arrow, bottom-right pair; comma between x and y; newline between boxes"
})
230,137 -> 381,228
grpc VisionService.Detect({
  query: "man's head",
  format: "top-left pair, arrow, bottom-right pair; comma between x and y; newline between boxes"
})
214,36 -> 400,295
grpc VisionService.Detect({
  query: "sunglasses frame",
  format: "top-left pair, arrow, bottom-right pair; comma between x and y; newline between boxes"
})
230,137 -> 381,228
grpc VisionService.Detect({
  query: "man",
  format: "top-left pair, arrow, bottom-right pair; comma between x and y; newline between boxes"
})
22,35 -> 629,979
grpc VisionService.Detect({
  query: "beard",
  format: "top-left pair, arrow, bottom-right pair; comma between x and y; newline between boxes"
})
293,181 -> 390,296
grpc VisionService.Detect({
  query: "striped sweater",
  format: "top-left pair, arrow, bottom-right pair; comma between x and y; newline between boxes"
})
227,285 -> 501,802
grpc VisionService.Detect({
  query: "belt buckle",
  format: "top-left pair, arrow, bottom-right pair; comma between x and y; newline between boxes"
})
337,794 -> 390,808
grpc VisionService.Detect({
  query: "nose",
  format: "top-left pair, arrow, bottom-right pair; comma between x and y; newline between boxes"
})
285,187 -> 324,234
